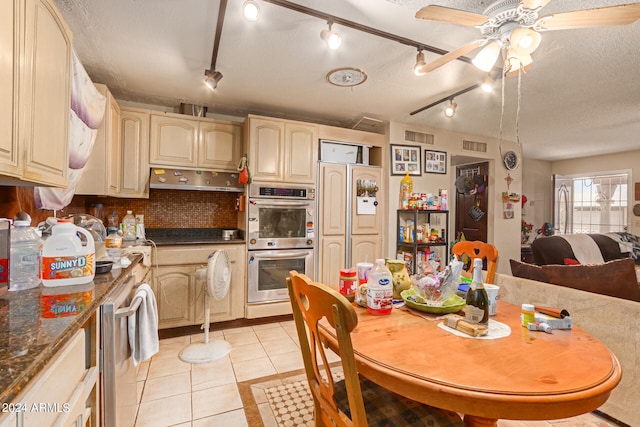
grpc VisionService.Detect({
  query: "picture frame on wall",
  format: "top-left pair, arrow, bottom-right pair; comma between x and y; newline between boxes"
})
391,144 -> 422,176
424,149 -> 447,174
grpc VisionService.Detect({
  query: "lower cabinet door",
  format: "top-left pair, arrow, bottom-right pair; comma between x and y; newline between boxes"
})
154,266 -> 196,329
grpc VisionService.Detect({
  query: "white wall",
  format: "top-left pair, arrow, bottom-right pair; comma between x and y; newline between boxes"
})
521,158 -> 552,242
385,121 -> 522,275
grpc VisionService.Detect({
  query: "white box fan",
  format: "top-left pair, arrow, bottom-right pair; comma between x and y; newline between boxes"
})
179,250 -> 232,364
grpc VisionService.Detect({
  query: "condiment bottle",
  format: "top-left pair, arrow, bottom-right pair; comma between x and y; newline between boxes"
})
465,258 -> 489,325
339,268 -> 357,300
400,171 -> 413,209
521,304 -> 535,327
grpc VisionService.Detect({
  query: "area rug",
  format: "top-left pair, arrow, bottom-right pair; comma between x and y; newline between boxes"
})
238,368 -> 621,427
237,365 -> 343,427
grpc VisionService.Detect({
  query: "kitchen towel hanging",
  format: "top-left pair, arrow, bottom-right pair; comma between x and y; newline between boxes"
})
128,283 -> 159,366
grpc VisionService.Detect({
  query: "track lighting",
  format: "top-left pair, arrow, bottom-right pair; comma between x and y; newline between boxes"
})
204,70 -> 223,90
242,0 -> 260,21
320,22 -> 342,50
472,40 -> 501,72
444,98 -> 457,118
414,50 -> 427,76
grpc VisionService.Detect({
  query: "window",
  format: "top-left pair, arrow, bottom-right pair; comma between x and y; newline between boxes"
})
553,171 -> 629,235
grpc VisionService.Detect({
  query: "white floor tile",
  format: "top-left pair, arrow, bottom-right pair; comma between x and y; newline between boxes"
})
255,326 -> 290,342
233,356 -> 277,382
230,342 -> 268,363
261,336 -> 299,356
192,383 -> 243,419
142,371 -> 191,402
269,350 -> 305,373
147,354 -> 192,379
135,393 -> 191,426
191,357 -> 237,391
192,409 -> 248,427
224,331 -> 260,347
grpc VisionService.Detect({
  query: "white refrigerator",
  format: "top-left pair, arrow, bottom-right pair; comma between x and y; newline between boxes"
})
317,162 -> 384,286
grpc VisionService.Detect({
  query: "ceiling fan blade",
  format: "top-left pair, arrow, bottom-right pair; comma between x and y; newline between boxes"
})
416,5 -> 487,27
536,3 -> 640,31
416,40 -> 485,74
521,0 -> 552,10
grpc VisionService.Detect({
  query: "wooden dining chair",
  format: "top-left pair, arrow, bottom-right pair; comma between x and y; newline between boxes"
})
451,240 -> 499,284
287,271 -> 464,427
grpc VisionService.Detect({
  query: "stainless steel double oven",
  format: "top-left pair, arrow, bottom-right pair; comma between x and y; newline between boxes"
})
247,184 -> 315,304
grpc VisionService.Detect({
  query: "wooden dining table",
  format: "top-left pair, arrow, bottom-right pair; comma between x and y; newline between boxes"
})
319,300 -> 622,427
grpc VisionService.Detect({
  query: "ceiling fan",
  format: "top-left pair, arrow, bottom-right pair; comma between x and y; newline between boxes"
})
414,0 -> 640,75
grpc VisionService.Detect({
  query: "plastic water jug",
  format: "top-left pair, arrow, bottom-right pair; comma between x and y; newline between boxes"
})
42,219 -> 96,287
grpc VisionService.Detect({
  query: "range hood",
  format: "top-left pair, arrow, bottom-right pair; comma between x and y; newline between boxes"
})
149,168 -> 244,192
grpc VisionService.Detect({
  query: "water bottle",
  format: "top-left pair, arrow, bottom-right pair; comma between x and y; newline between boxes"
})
10,219 -> 42,291
107,211 -> 119,233
121,210 -> 136,240
367,259 -> 393,315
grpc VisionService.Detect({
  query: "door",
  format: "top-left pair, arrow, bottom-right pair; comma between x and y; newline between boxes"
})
248,117 -> 284,181
284,122 -> 318,183
455,162 -> 489,242
320,163 -> 347,236
199,121 -> 241,171
149,114 -> 198,167
120,108 -> 150,197
351,166 -> 383,235
154,266 -> 195,328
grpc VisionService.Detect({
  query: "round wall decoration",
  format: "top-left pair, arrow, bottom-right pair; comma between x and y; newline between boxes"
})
326,68 -> 368,87
633,203 -> 640,217
503,150 -> 519,170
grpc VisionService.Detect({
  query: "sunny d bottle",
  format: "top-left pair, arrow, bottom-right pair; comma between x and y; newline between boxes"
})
367,259 -> 393,315
465,258 -> 489,325
42,219 -> 96,287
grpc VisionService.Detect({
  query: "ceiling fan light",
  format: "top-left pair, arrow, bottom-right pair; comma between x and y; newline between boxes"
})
320,22 -> 342,50
510,27 -> 541,55
472,41 -> 501,72
480,74 -> 496,93
242,0 -> 260,21
204,70 -> 223,90
444,99 -> 457,118
414,50 -> 427,76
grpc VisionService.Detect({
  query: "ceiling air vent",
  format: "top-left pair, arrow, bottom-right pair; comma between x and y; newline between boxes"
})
404,130 -> 434,145
462,139 -> 487,153
352,116 -> 385,134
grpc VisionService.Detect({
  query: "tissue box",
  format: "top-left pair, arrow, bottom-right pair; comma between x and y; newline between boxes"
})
535,312 -> 572,329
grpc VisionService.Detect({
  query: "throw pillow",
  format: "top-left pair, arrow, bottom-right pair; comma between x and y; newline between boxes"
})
542,258 -> 640,302
564,258 -> 580,265
509,259 -> 549,283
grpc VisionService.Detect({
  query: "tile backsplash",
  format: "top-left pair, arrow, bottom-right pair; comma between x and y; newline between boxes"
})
64,189 -> 241,229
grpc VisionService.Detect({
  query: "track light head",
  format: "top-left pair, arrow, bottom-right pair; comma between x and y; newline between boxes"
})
444,99 -> 457,118
480,71 -> 499,93
204,70 -> 223,90
414,50 -> 427,76
242,0 -> 260,21
320,22 -> 342,50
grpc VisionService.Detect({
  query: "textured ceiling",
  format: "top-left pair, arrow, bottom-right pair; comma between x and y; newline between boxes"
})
53,0 -> 640,161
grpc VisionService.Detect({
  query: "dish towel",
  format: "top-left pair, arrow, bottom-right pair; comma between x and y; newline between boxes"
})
128,283 -> 159,366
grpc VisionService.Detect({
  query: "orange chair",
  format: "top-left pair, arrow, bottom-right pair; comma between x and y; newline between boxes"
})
287,270 -> 464,427
451,241 -> 499,284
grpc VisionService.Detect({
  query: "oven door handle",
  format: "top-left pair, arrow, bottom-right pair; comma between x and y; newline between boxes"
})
249,199 -> 312,208
251,251 -> 311,259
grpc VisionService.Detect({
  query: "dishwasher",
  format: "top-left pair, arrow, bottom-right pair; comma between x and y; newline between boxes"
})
100,271 -> 144,427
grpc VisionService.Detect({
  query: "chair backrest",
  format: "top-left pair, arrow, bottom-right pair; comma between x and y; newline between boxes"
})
287,271 -> 367,427
451,241 -> 499,284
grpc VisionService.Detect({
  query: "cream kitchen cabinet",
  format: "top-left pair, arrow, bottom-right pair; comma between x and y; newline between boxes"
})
75,84 -> 120,196
246,115 -> 318,184
0,328 -> 98,427
153,244 -> 245,329
0,0 -> 71,187
76,96 -> 150,198
149,113 -> 242,171
118,107 -> 150,198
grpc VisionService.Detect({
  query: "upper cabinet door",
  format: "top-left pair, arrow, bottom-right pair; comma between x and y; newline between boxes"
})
198,121 -> 242,171
284,122 -> 318,184
319,163 -> 346,236
0,0 -> 19,178
248,117 -> 284,182
21,0 -> 71,187
149,114 -> 198,167
120,108 -> 150,198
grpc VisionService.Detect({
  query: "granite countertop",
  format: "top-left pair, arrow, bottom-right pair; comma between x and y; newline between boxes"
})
0,254 -> 144,406
145,227 -> 245,246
